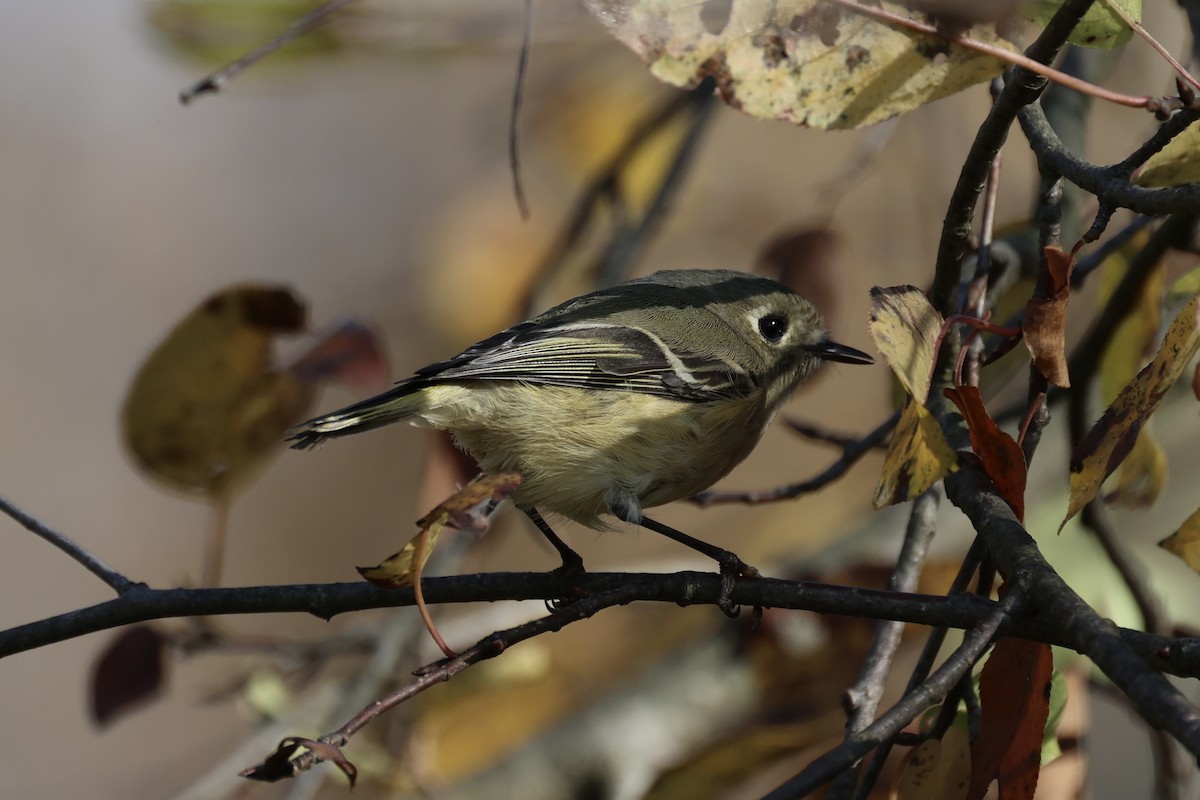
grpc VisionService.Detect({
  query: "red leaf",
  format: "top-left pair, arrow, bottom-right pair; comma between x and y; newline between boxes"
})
944,386 -> 1027,521
90,624 -> 168,727
968,637 -> 1053,800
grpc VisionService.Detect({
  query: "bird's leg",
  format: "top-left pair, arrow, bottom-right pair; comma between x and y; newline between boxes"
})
523,508 -> 588,609
523,507 -> 585,577
630,514 -> 760,618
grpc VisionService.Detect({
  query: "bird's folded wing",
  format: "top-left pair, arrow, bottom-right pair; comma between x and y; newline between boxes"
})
409,323 -> 755,402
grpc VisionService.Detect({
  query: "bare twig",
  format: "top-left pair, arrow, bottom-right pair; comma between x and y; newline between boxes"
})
1018,101 -> 1200,239
783,418 -> 890,451
509,0 -> 533,220
692,411 -> 898,506
965,145 -> 1004,386
240,580 -> 651,782
828,487 -> 942,800
201,496 -> 230,588
178,0 -> 358,104
849,536 -> 988,799
945,462 -> 1200,758
764,589 -> 1023,799
592,85 -> 716,289
0,495 -> 135,595
522,78 -> 715,314
930,0 -> 1103,321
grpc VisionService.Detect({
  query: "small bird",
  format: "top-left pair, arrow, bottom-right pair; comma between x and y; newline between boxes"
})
290,269 -> 872,611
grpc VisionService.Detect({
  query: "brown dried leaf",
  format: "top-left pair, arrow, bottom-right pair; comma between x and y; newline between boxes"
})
873,397 -> 957,508
240,737 -> 357,786
1065,291 -> 1200,529
90,624 -> 168,727
969,637 -> 1053,800
896,726 -> 971,800
357,525 -> 444,590
122,285 -> 313,497
584,0 -> 1018,130
1022,246 -> 1075,388
417,471 -> 523,534
944,386 -> 1026,521
358,473 -> 523,589
869,285 -> 944,403
1159,506 -> 1200,573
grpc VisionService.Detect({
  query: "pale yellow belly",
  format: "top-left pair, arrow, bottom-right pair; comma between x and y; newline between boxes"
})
412,383 -> 770,527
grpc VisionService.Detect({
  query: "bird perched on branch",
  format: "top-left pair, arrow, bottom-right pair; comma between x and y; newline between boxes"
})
290,269 -> 873,613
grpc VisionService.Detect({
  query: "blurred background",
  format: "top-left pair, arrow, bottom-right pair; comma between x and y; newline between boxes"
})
2,1 -> 1199,798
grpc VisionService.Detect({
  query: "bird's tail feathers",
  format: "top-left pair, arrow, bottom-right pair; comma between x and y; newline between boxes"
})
287,384 -> 425,450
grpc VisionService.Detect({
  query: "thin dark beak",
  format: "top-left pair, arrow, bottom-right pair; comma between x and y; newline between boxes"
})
806,338 -> 874,365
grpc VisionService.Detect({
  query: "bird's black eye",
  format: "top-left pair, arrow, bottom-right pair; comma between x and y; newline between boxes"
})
758,313 -> 789,343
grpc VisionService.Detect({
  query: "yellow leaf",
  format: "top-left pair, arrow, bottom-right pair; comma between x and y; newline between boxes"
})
1065,292 -> 1200,529
357,521 -> 445,589
122,285 -> 312,497
1160,507 -> 1200,573
584,0 -> 1018,130
874,397 -> 958,508
869,286 -> 944,403
896,726 -> 971,800
1099,232 -> 1165,508
1021,0 -> 1140,49
357,473 -> 523,589
1136,120 -> 1200,187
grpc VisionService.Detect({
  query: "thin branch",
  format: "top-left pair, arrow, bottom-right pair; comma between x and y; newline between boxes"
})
592,82 -> 716,289
763,589 -> 1023,799
201,496 -> 230,588
944,462 -> 1200,758
522,79 -> 714,315
178,0 -> 358,104
849,536 -> 988,799
0,495 -> 135,595
692,411 -> 898,506
930,0 -> 1103,320
509,0 -> 533,220
243,580 -> 651,782
828,486 -> 942,800
782,418 -> 890,451
1019,102 -> 1200,229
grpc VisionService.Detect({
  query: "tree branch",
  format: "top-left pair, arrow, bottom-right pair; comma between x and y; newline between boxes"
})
828,486 -> 942,800
930,0 -> 1102,319
5,569 -> 1200,679
764,589 -> 1024,799
692,411 -> 898,506
0,495 -> 136,595
945,462 -> 1200,758
1019,101 -> 1200,225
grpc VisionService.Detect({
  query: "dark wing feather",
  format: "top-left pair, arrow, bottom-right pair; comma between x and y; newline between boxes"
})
408,322 -> 756,402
